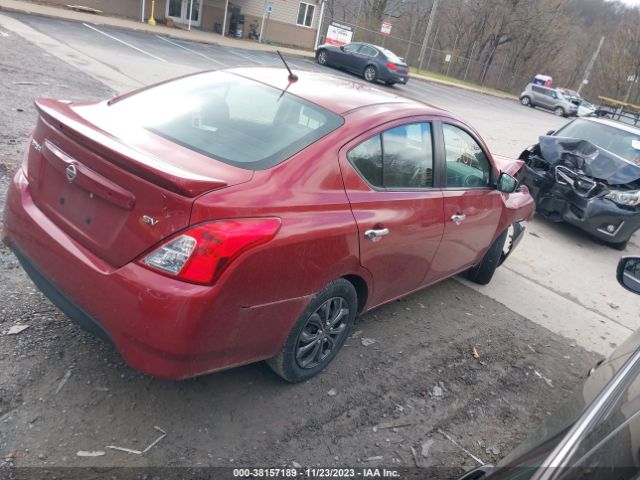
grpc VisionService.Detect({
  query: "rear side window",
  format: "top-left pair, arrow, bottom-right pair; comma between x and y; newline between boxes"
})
361,45 -> 378,57
348,123 -> 434,189
106,71 -> 343,170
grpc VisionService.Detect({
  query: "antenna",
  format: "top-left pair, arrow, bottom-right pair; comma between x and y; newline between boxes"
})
277,50 -> 298,82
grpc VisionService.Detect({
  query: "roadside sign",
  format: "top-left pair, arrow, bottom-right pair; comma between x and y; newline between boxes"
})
380,21 -> 392,36
266,3 -> 273,14
325,21 -> 354,46
444,54 -> 451,62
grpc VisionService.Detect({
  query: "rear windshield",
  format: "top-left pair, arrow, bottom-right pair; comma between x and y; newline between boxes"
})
108,71 -> 343,170
382,49 -> 403,64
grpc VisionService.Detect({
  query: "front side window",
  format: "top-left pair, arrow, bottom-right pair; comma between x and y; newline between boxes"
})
296,2 -> 315,27
348,123 -> 434,189
343,43 -> 361,54
103,71 -> 343,170
443,124 -> 491,188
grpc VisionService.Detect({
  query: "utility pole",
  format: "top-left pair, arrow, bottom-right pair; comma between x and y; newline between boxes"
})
418,0 -> 439,71
577,36 -> 604,95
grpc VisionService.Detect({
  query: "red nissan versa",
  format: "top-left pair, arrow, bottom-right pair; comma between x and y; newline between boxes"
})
2,68 -> 535,382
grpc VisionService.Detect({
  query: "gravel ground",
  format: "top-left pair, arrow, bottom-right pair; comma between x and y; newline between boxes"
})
0,29 -> 600,479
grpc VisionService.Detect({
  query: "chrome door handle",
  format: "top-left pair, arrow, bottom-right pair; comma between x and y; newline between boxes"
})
451,214 -> 467,223
364,228 -> 390,240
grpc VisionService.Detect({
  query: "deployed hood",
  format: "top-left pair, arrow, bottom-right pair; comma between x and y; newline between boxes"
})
538,135 -> 640,185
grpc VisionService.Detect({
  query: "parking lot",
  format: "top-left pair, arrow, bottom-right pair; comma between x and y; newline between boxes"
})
0,10 -> 635,476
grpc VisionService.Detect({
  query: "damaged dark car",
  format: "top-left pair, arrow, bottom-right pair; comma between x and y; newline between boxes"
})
518,118 -> 640,249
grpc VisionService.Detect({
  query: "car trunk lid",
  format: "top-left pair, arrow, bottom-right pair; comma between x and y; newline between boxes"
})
27,99 -> 253,267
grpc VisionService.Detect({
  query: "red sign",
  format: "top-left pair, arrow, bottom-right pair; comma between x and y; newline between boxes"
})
380,21 -> 392,36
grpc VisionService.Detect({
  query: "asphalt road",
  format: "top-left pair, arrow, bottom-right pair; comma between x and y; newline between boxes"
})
0,10 -> 628,477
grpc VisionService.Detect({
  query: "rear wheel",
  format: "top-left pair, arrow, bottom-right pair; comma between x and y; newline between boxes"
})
267,279 -> 357,383
465,230 -> 508,285
554,106 -> 566,117
520,96 -> 531,106
363,65 -> 377,82
317,49 -> 328,65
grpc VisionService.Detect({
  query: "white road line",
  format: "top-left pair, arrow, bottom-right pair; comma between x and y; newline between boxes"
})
228,48 -> 266,65
82,23 -> 167,62
155,35 -> 227,67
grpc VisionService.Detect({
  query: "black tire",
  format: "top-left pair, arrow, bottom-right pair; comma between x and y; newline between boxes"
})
554,106 -> 565,117
466,230 -> 508,285
317,49 -> 328,65
520,96 -> 531,107
363,65 -> 377,83
267,279 -> 357,383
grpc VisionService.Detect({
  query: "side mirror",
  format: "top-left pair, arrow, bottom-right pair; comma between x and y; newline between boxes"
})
617,257 -> 640,295
496,172 -> 518,193
546,129 -> 555,136
339,45 -> 345,51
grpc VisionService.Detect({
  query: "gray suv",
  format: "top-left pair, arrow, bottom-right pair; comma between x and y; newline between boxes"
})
519,83 -> 578,117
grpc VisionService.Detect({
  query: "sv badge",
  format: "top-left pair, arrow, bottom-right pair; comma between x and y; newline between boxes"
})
142,215 -> 159,226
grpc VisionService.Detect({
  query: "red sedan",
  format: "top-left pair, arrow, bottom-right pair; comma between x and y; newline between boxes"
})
3,68 -> 534,382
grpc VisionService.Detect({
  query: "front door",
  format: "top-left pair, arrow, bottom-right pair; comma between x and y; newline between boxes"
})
167,0 -> 202,27
334,43 -> 361,68
429,122 -> 502,280
339,119 -> 445,306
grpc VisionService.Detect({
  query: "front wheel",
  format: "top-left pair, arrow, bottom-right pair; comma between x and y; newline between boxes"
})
317,49 -> 328,65
465,230 -> 508,285
554,106 -> 566,117
520,96 -> 531,106
363,65 -> 377,82
267,279 -> 357,383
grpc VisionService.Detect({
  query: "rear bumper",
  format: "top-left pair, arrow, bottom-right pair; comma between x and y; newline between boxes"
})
385,72 -> 409,84
3,169 -> 310,379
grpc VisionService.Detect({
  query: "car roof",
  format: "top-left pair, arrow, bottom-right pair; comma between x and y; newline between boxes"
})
582,117 -> 640,134
230,67 -> 434,116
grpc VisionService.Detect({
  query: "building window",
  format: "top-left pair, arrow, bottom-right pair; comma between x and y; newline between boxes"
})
297,2 -> 315,27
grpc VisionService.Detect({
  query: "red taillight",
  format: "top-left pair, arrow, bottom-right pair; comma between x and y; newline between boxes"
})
139,218 -> 281,285
386,63 -> 398,71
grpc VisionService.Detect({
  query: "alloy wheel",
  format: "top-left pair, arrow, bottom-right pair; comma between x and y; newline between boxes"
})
364,66 -> 376,82
295,297 -> 349,369
318,51 -> 328,65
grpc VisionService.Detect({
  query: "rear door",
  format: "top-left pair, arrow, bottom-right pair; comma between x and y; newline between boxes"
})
531,85 -> 546,107
428,121 -> 502,281
339,118 -> 444,306
355,45 -> 378,73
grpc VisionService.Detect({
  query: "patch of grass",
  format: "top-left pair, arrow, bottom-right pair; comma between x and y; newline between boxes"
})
409,67 -> 517,99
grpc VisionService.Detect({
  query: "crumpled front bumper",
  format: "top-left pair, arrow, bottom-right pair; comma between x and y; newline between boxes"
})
520,163 -> 640,244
